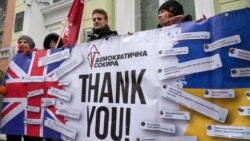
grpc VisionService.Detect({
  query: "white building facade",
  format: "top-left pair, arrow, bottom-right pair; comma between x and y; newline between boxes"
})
5,0 -> 250,48
21,0 -> 250,47
115,0 -> 250,34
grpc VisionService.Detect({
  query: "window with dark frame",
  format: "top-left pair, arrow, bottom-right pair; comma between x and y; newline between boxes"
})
14,11 -> 24,32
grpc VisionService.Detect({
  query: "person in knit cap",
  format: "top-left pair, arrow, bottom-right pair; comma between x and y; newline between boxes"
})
1,35 -> 35,95
157,0 -> 192,27
43,33 -> 64,49
6,35 -> 43,141
17,35 -> 36,56
1,35 -> 35,96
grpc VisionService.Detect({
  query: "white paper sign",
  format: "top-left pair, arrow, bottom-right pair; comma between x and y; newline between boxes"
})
58,80 -> 70,86
24,118 -> 42,125
27,105 -> 40,113
238,106 -> 250,116
160,110 -> 190,120
161,85 -> 228,123
137,136 -> 197,141
27,89 -> 44,98
56,107 -> 81,119
204,35 -> 241,52
229,48 -> 250,61
141,121 -> 175,133
159,47 -> 189,57
48,87 -> 71,101
231,67 -> 250,77
21,76 -> 44,82
61,135 -> 71,141
204,89 -> 235,98
44,118 -> 77,139
158,54 -> 222,80
41,98 -> 56,107
38,49 -> 70,67
171,32 -> 210,40
206,125 -> 250,140
51,57 -> 83,81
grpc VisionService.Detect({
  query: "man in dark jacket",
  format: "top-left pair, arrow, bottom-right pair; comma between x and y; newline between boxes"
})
88,9 -> 118,41
157,0 -> 193,27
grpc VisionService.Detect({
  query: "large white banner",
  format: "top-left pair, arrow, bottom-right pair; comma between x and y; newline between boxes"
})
62,26 -> 188,140
3,9 -> 250,141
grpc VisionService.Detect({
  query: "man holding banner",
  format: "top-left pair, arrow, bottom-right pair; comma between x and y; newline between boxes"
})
87,9 -> 118,42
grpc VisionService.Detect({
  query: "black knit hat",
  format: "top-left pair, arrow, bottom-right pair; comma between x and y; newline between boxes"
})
18,35 -> 35,49
43,33 -> 64,49
158,0 -> 184,16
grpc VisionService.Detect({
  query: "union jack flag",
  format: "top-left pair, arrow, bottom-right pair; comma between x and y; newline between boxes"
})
1,48 -> 67,139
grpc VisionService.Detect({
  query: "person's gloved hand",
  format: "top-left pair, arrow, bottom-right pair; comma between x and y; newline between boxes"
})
0,85 -> 6,96
196,14 -> 207,23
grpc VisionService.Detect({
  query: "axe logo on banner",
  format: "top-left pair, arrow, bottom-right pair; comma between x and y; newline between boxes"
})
87,44 -> 100,69
87,44 -> 148,69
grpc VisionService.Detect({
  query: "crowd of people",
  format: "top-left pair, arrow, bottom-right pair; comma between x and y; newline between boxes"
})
0,0 -> 206,140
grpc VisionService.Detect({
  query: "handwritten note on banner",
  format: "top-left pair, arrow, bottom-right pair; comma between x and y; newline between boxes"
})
1,9 -> 250,141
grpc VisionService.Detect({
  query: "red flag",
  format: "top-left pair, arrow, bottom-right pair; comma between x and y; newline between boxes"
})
62,0 -> 84,46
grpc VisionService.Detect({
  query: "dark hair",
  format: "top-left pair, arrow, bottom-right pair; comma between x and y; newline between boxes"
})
92,8 -> 108,21
43,33 -> 64,49
158,0 -> 184,16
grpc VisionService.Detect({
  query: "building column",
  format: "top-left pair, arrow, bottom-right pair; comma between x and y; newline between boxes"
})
23,0 -> 47,48
115,0 -> 135,34
195,0 -> 215,19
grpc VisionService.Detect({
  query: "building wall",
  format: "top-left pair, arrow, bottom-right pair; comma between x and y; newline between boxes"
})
214,0 -> 250,14
11,0 -> 116,44
115,0 -> 250,34
2,0 -> 15,49
42,0 -> 72,35
6,0 -> 250,47
11,0 -> 26,47
115,0 -> 135,34
0,0 -> 16,72
8,0 -> 250,46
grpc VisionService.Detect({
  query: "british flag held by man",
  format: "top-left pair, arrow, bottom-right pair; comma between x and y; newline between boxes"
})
0,48 -> 67,139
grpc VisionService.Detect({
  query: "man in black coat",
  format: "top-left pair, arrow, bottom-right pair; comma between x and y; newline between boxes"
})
88,9 -> 118,41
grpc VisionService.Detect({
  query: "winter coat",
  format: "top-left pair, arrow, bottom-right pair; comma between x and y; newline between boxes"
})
87,25 -> 118,42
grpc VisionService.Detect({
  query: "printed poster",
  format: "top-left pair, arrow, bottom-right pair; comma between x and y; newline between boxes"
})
1,8 -> 250,141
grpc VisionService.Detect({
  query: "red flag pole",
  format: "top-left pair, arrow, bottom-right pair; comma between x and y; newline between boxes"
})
55,19 -> 69,48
